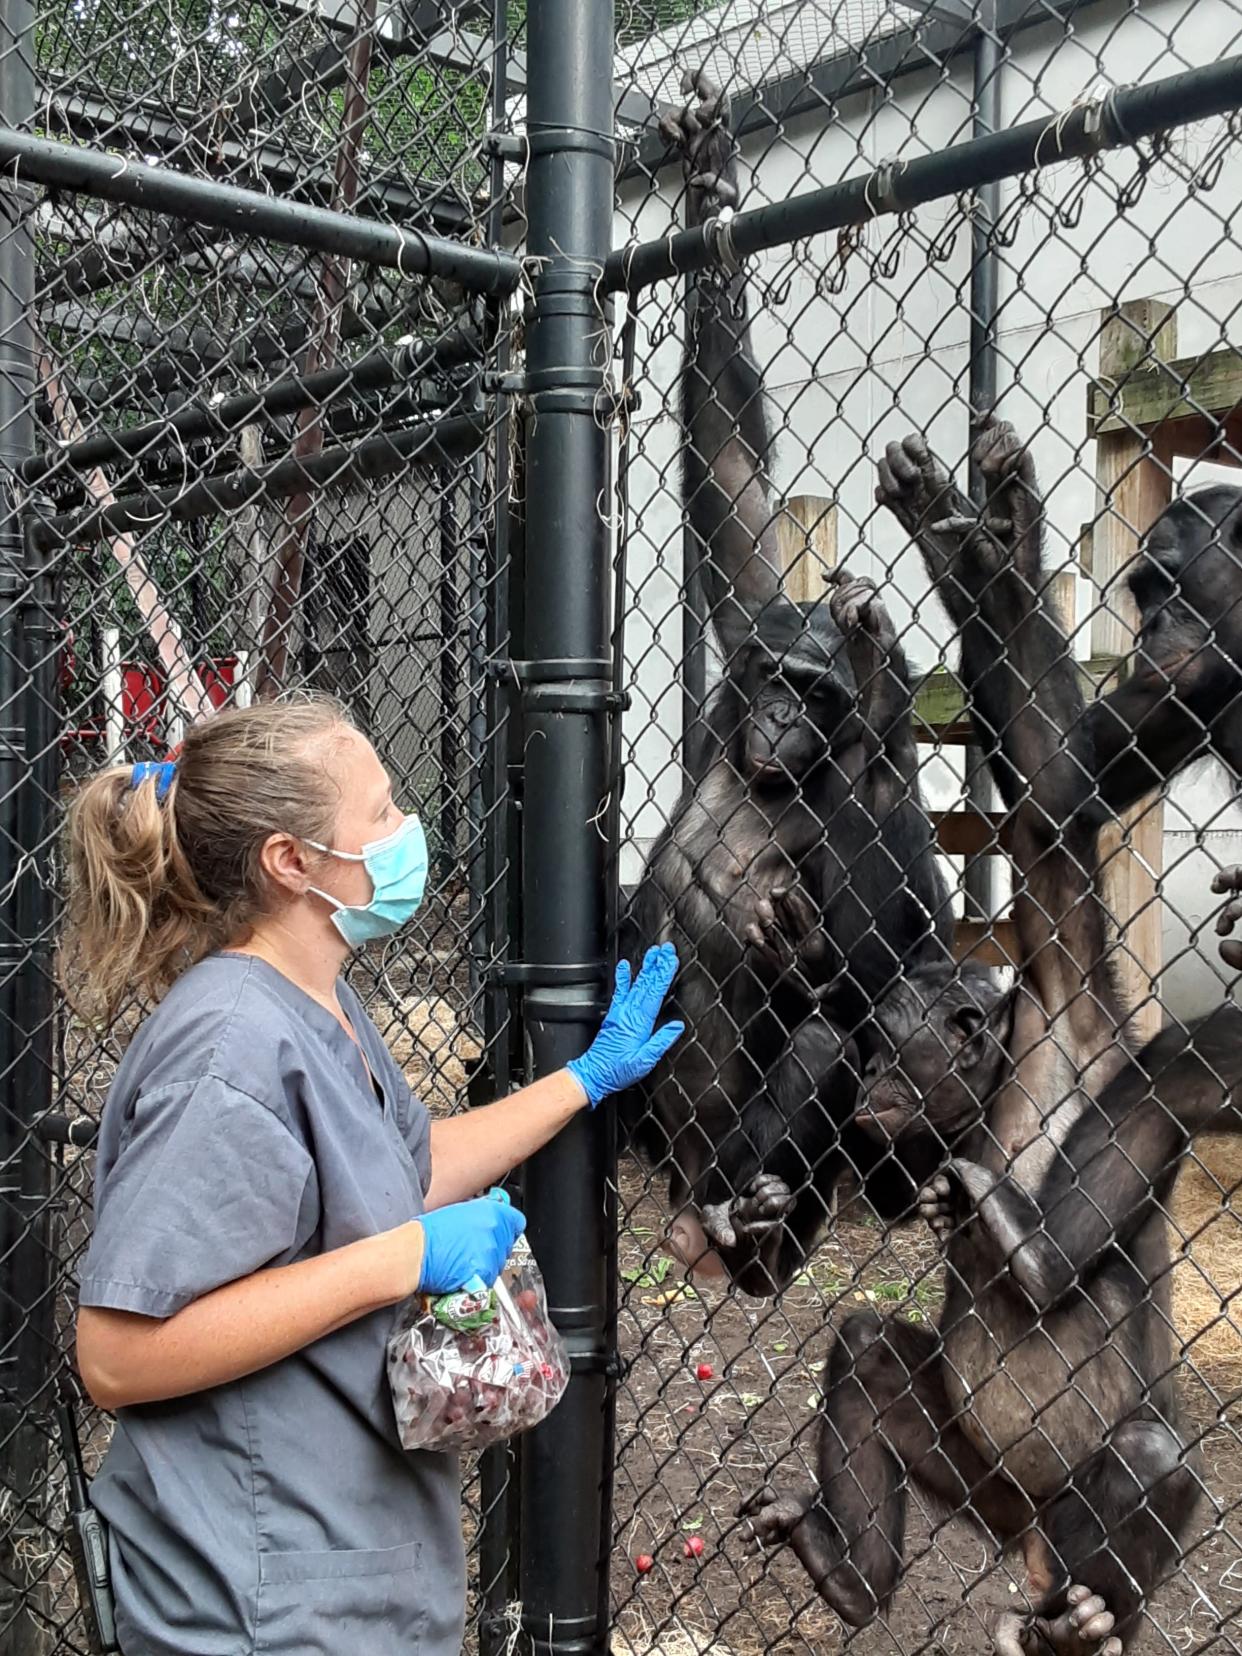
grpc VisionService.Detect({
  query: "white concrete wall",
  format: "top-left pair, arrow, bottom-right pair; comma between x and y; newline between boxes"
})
613,0 -> 1242,1015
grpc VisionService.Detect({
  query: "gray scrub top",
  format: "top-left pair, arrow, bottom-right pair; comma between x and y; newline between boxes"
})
78,952 -> 466,1656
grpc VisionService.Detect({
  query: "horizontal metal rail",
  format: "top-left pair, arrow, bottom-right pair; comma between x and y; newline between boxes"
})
0,128 -> 521,295
606,54 -> 1242,292
20,325 -> 481,484
30,409 -> 486,546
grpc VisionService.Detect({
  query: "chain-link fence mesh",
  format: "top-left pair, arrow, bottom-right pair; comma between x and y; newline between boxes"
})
609,6 -> 1242,1656
0,0 -> 527,1647
4,0 -> 1242,1652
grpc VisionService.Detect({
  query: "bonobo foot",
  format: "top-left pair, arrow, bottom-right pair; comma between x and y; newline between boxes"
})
701,1173 -> 795,1250
657,69 -> 739,222
993,1586 -> 1122,1656
1213,864 -> 1242,969
737,1481 -> 815,1552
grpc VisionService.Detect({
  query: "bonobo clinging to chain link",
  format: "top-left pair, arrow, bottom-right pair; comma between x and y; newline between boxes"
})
741,418 -> 1221,1655
620,72 -> 952,1296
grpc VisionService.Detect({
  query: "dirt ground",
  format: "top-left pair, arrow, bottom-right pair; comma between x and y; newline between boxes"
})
610,1160 -> 1242,1656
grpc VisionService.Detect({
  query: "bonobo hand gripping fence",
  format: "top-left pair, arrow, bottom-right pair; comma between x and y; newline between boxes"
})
2,0 -> 1242,1653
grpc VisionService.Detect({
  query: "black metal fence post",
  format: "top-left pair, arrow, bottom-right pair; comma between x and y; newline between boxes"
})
517,0 -> 616,1652
963,0 -> 1003,924
0,0 -> 49,1645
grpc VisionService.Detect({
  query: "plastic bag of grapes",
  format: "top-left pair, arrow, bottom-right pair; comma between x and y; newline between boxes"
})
387,1236 -> 570,1452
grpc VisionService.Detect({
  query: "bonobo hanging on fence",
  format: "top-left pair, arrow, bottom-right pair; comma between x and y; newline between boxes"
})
742,418 -> 1219,1655
619,71 -> 952,1297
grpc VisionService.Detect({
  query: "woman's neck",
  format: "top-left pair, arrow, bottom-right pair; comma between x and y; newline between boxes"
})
233,913 -> 351,1011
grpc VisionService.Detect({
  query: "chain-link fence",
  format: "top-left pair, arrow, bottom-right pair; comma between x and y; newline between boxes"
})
0,0 -> 525,1647
4,0 -> 1242,1652
609,6 -> 1242,1656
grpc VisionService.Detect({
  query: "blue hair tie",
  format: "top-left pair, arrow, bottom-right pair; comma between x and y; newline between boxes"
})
130,761 -> 176,803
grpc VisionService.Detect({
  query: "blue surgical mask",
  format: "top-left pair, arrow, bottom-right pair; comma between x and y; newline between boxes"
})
305,814 -> 429,947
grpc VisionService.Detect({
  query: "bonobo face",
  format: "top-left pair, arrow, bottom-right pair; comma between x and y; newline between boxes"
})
1132,487 -> 1242,689
737,606 -> 859,788
856,967 -> 1012,1147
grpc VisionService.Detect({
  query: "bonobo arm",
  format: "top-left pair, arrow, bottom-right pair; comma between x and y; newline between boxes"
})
827,572 -> 919,782
1085,684 -> 1210,818
661,71 -> 784,660
878,420 -> 1113,1022
941,1001 -> 1242,1309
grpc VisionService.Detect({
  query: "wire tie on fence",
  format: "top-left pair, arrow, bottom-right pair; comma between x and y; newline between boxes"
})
866,160 -> 906,219
704,206 -> 742,276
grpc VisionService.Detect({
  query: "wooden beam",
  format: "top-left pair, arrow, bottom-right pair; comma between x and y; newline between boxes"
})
1091,299 -> 1177,662
776,495 -> 837,603
914,658 -> 1121,743
1091,299 -> 1173,1043
933,809 -> 1009,857
1087,344 -> 1242,438
955,919 -> 1018,969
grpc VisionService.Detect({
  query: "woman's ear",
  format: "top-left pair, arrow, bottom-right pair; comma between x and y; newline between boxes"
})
259,832 -> 314,898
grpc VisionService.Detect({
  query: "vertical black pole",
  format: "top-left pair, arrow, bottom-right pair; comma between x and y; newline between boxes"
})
437,469 -> 461,879
518,0 -> 615,1652
0,0 -> 47,1646
680,277 -> 708,775
476,5 -> 518,1647
964,0 -> 1001,924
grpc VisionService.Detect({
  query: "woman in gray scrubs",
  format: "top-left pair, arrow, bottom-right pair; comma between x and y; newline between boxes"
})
64,696 -> 681,1656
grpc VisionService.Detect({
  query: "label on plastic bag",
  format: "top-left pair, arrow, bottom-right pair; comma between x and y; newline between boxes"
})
430,1285 -> 496,1333
387,1240 -> 569,1453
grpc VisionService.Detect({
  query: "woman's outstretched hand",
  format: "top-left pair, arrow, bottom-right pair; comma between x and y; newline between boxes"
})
566,944 -> 683,1108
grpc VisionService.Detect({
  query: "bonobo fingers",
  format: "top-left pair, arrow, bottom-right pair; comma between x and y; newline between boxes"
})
662,67 -> 735,213
737,1482 -> 814,1553
700,1198 -> 738,1251
917,1172 -> 956,1240
702,1175 -> 795,1251
732,1173 -> 796,1239
1212,869 -> 1242,968
771,883 -> 828,962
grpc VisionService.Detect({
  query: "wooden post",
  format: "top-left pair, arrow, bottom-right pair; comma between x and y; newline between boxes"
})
1092,300 -> 1176,1040
776,493 -> 837,600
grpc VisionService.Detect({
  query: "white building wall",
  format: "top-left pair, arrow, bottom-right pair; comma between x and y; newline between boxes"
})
613,0 -> 1242,1014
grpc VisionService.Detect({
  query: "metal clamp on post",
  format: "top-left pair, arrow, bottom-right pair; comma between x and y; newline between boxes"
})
491,657 -> 629,715
867,160 -> 907,217
484,132 -> 525,164
486,961 -> 611,1020
703,205 -> 743,276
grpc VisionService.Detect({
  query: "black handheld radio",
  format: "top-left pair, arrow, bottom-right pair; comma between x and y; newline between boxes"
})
57,1396 -> 120,1653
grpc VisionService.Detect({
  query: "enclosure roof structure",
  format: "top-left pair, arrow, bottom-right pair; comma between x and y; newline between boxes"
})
615,0 -> 911,104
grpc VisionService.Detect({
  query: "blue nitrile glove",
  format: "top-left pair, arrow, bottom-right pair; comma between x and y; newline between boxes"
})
417,1190 -> 526,1294
566,943 -> 684,1108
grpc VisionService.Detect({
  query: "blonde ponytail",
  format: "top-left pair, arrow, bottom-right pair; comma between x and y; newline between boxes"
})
60,696 -> 352,1023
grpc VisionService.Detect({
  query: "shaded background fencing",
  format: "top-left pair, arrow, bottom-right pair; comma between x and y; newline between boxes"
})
2,0 -> 1242,1654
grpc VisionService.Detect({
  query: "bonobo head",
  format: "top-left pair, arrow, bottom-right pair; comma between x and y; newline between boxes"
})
1132,486 -> 1242,688
734,596 -> 859,789
856,963 -> 1013,1148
